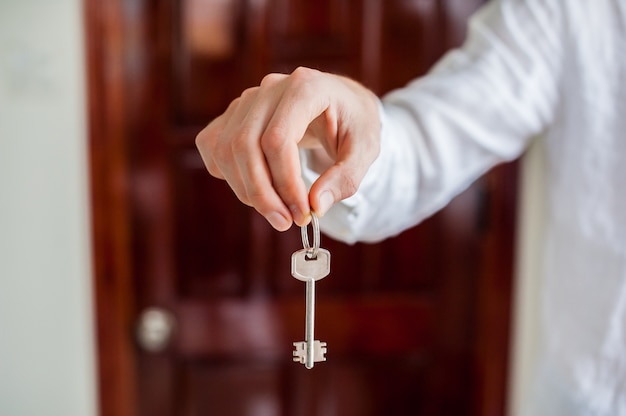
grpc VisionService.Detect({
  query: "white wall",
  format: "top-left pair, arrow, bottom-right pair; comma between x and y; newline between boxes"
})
0,0 -> 96,415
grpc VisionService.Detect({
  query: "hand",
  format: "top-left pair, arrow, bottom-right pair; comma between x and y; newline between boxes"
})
195,67 -> 381,231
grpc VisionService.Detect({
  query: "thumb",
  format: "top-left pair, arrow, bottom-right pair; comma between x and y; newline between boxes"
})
309,160 -> 366,217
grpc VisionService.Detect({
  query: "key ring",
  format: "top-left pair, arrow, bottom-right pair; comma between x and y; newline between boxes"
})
301,211 -> 320,259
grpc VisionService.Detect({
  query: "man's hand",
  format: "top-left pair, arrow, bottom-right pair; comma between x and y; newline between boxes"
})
195,67 -> 381,231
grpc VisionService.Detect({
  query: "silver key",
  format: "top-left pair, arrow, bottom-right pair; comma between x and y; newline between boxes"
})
292,212 -> 331,369
292,248 -> 330,368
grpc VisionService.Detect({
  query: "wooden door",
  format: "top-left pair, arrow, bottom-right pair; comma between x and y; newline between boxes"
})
86,0 -> 516,415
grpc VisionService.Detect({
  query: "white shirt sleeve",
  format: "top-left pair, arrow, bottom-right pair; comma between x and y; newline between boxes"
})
301,0 -> 563,244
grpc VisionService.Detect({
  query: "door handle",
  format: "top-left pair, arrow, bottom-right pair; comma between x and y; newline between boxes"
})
136,307 -> 176,352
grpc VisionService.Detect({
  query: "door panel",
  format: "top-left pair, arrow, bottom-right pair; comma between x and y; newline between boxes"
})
87,0 -> 515,415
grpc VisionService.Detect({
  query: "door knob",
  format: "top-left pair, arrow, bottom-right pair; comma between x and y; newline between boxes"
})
136,307 -> 176,352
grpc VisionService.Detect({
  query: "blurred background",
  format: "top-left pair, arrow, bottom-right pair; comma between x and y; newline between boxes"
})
0,0 -> 545,415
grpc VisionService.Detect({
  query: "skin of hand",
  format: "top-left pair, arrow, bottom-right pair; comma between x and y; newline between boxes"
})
195,66 -> 381,231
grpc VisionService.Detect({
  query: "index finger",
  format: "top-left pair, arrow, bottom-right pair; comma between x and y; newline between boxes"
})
261,67 -> 331,226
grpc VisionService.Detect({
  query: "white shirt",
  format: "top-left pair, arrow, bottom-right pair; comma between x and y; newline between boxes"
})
302,0 -> 626,414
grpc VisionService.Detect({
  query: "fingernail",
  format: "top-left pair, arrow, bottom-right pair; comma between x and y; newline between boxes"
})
266,212 -> 290,231
317,191 -> 335,216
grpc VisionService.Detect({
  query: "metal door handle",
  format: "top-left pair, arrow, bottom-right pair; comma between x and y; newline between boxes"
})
136,307 -> 176,352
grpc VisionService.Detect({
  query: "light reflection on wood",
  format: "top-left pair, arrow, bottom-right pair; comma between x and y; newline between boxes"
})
184,0 -> 237,58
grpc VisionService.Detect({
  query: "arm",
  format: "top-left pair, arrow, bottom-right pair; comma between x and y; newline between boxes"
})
303,0 -> 564,243
196,0 -> 562,237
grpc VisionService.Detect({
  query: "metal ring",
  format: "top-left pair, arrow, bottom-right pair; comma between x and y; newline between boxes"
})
301,211 -> 320,259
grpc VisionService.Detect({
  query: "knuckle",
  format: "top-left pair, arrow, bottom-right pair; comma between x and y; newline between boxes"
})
228,183 -> 253,208
260,72 -> 284,87
245,189 -> 273,213
212,134 -> 232,162
229,139 -> 246,158
195,130 -> 208,149
273,182 -> 300,203
239,86 -> 258,101
238,193 -> 253,207
260,126 -> 289,154
226,96 -> 242,111
195,121 -> 219,150
339,167 -> 360,198
289,67 -> 320,90
290,66 -> 317,80
230,129 -> 253,155
205,161 -> 223,179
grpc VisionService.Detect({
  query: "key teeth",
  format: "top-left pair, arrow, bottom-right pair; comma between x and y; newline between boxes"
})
292,341 -> 327,365
292,342 -> 307,364
315,341 -> 327,362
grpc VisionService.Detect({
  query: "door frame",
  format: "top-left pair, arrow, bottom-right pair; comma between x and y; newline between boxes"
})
85,1 -> 141,415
